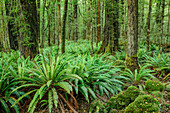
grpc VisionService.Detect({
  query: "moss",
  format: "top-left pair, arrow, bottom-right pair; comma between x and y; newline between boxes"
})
124,95 -> 160,113
145,80 -> 164,92
107,86 -> 141,110
166,84 -> 170,92
168,93 -> 170,100
150,91 -> 163,99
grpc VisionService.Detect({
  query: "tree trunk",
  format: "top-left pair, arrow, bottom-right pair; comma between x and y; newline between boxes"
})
160,0 -> 165,54
97,0 -> 112,53
113,0 -> 119,51
57,0 -> 61,46
41,0 -> 46,48
167,0 -> 170,49
97,0 -> 101,45
20,0 -> 39,58
126,0 -> 139,72
5,0 -> 18,50
61,0 -> 68,54
146,0 -> 152,51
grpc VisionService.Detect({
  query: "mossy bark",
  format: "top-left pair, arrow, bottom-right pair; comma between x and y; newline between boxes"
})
126,0 -> 139,72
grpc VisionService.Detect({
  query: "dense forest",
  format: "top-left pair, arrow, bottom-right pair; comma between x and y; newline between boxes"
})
0,0 -> 169,113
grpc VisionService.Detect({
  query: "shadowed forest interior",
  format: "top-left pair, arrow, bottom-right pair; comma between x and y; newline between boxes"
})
0,0 -> 169,113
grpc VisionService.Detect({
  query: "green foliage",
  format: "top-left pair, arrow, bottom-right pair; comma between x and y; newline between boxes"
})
107,86 -> 141,110
165,84 -> 170,92
150,91 -> 163,99
145,80 -> 165,92
121,65 -> 155,83
168,93 -> 170,100
11,54 -> 81,113
0,56 -> 20,113
89,100 -> 106,113
124,95 -> 160,113
70,54 -> 124,102
144,53 -> 170,79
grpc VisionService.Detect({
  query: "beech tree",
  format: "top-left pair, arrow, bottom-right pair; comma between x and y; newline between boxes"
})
126,0 -> 139,71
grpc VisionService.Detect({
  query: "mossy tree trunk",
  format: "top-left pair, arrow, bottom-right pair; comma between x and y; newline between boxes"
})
126,0 -> 139,72
5,0 -> 18,51
146,0 -> 152,51
61,0 -> 68,54
160,0 -> 165,54
20,0 -> 39,59
97,0 -> 119,54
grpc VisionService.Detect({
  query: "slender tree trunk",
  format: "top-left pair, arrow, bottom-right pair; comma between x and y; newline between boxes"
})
146,0 -> 152,51
160,0 -> 165,54
90,0 -> 93,51
97,0 -> 101,46
126,0 -> 139,72
74,0 -> 78,42
0,1 -> 3,51
167,0 -> 170,48
41,0 -> 46,48
57,0 -> 61,45
61,0 -> 68,54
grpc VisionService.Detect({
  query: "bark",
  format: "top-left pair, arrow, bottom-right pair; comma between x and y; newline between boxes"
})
57,0 -> 61,45
97,0 -> 101,44
90,0 -> 93,51
113,0 -> 119,51
167,0 -> 170,48
74,0 -> 78,41
41,0 -> 46,48
97,0 -> 112,53
126,0 -> 139,72
5,0 -> 18,50
160,0 -> 165,54
20,0 -> 39,58
61,0 -> 68,54
146,0 -> 152,51
155,0 -> 161,24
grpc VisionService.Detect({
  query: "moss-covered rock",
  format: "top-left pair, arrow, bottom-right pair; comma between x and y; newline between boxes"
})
166,84 -> 170,92
150,91 -> 163,99
145,80 -> 164,92
124,95 -> 160,113
107,86 -> 141,110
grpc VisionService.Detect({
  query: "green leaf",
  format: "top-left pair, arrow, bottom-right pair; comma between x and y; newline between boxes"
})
48,90 -> 53,113
47,80 -> 52,87
52,88 -> 58,109
0,98 -> 10,113
54,82 -> 72,94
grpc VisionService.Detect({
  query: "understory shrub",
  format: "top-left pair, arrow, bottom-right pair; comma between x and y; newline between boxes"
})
145,80 -> 164,92
107,86 -> 141,110
124,95 -> 160,113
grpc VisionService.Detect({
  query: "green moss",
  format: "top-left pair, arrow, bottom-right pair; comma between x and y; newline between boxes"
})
150,91 -> 163,99
107,86 -> 141,110
145,80 -> 164,92
168,93 -> 170,100
124,95 -> 160,113
166,84 -> 170,92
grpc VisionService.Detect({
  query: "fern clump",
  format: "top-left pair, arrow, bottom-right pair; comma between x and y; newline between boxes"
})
145,80 -> 164,92
124,95 -> 160,113
107,86 -> 141,110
